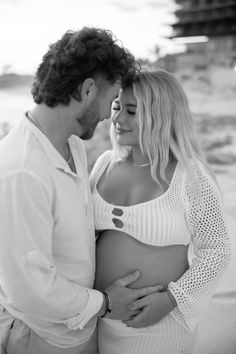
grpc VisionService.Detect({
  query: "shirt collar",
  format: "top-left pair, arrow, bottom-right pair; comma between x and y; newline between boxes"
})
22,112 -> 78,176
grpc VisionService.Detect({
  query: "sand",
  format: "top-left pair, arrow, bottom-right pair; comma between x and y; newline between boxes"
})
194,163 -> 236,353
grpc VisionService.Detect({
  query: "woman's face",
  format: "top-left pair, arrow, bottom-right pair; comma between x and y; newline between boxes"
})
111,87 -> 140,147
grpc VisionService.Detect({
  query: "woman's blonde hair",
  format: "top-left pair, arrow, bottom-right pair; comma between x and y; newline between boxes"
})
110,68 -> 212,186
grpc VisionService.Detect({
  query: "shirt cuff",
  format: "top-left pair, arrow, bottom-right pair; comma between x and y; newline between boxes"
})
63,289 -> 103,330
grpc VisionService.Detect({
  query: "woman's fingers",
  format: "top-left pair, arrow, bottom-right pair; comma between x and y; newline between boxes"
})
133,285 -> 163,299
128,309 -> 140,320
115,270 -> 141,287
123,308 -> 148,328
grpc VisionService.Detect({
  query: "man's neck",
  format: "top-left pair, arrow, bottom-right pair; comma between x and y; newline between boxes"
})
30,104 -> 71,160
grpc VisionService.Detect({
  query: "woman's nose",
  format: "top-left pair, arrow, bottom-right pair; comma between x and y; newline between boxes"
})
112,113 -> 118,125
112,111 -> 125,125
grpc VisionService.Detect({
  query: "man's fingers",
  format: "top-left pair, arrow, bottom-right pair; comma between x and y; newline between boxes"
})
116,270 -> 141,287
133,285 -> 163,298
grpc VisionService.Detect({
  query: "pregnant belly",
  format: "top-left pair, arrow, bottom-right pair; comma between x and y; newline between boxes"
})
95,230 -> 189,291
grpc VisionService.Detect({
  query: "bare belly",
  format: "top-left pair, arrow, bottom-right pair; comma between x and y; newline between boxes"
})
95,230 -> 189,291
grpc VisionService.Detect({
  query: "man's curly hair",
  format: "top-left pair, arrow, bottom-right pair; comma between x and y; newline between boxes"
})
31,27 -> 139,107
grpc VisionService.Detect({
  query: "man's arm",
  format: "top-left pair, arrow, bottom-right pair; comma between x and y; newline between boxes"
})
0,171 -> 99,322
0,170 -> 163,330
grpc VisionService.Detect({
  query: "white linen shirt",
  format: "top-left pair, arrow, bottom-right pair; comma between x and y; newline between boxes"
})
0,115 -> 103,348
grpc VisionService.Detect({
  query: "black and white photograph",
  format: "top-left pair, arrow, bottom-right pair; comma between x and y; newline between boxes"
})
0,0 -> 235,353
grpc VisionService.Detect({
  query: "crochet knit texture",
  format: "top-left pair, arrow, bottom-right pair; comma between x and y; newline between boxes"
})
90,150 -> 231,332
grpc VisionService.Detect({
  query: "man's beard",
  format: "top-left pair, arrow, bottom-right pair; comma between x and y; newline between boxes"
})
77,100 -> 101,140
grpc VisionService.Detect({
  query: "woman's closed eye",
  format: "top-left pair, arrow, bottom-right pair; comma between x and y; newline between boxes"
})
127,110 -> 136,115
112,102 -> 136,115
112,106 -> 136,115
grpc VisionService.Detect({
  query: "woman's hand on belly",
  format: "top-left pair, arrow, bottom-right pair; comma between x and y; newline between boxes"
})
105,270 -> 163,321
123,290 -> 176,328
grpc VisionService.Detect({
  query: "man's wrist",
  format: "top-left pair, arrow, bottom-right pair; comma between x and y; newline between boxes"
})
97,291 -> 112,318
100,291 -> 112,318
97,293 -> 106,318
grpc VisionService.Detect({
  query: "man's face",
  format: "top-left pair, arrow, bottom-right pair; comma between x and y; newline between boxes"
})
77,81 -> 120,140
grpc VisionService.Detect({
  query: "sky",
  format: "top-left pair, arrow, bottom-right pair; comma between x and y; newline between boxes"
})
0,0 -> 182,74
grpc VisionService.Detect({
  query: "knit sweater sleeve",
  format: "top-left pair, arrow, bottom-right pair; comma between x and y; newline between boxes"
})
168,162 -> 231,331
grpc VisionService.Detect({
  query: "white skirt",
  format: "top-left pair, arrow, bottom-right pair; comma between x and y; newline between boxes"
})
98,313 -> 197,354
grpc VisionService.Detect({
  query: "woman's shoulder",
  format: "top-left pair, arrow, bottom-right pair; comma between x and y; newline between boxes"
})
93,150 -> 113,169
189,159 -> 218,188
90,150 -> 114,187
179,158 -> 215,184
181,158 -> 221,204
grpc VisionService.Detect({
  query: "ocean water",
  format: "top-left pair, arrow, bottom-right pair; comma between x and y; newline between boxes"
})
0,88 -> 33,136
0,87 -> 111,169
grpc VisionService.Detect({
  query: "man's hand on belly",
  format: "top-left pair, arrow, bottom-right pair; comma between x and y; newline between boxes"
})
105,270 -> 163,321
123,291 -> 176,328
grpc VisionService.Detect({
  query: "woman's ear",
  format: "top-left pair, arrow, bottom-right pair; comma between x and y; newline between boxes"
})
80,78 -> 98,103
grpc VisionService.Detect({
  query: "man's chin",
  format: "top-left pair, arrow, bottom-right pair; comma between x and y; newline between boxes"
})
80,129 -> 95,140
80,123 -> 99,140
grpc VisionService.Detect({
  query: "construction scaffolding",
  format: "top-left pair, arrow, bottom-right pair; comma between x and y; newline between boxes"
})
173,0 -> 236,38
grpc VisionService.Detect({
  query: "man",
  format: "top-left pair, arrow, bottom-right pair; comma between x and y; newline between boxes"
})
0,27 -> 161,354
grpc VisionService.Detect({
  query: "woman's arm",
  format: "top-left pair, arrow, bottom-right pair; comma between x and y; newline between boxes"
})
123,163 -> 231,330
168,163 -> 231,331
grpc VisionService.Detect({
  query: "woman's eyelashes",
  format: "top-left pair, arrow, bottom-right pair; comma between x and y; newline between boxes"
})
127,110 -> 136,115
112,105 -> 136,115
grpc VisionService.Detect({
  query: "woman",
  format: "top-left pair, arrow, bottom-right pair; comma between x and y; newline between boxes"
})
90,69 -> 231,353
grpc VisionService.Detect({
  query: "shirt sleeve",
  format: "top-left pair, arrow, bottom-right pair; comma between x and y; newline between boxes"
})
0,170 -> 103,329
168,163 -> 231,331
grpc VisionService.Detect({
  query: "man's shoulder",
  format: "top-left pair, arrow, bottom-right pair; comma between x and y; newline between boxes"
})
0,122 -> 50,180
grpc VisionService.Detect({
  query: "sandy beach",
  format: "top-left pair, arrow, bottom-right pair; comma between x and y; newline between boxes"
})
194,163 -> 236,353
181,67 -> 236,353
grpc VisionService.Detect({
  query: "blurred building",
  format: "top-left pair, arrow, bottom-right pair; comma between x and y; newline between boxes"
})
159,0 -> 236,71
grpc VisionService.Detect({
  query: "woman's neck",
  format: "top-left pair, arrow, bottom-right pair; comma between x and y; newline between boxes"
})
130,147 -> 150,166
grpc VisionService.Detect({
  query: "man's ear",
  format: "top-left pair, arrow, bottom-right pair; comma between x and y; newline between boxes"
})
80,78 -> 98,102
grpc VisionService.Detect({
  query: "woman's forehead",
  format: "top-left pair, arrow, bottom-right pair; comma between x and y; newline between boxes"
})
118,87 -> 135,102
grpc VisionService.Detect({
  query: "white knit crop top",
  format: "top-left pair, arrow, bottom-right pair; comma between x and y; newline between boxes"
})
91,153 -> 190,246
90,150 -> 231,331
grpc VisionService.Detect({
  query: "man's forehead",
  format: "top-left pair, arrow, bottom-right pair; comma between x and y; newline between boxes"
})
111,80 -> 121,90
